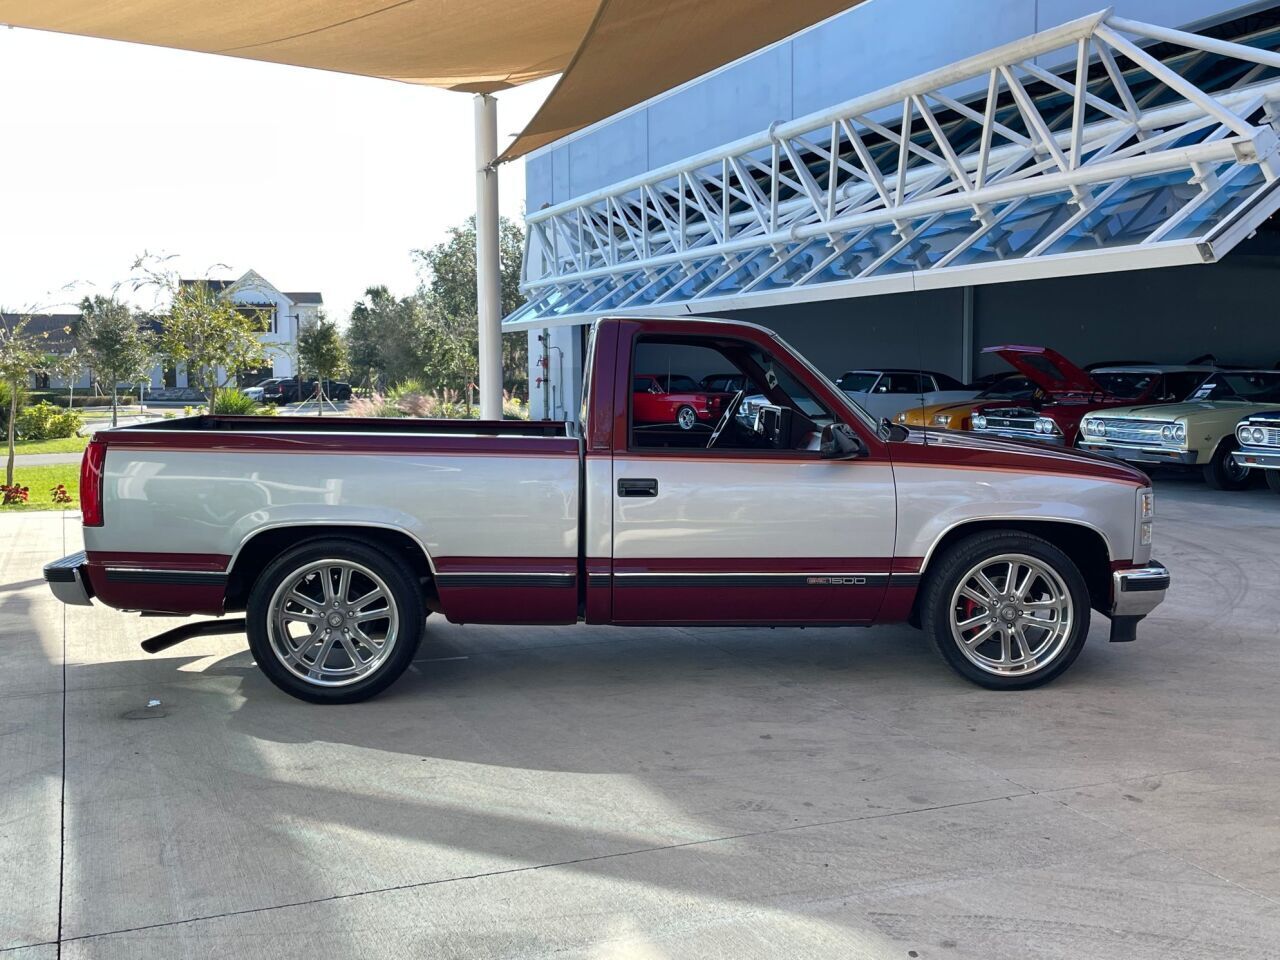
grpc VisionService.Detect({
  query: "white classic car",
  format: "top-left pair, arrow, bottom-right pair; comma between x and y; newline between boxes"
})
836,369 -> 978,422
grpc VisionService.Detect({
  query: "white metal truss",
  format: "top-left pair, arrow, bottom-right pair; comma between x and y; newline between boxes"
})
505,9 -> 1280,330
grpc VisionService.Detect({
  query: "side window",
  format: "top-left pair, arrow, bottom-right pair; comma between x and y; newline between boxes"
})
881,373 -> 925,394
630,336 -> 834,452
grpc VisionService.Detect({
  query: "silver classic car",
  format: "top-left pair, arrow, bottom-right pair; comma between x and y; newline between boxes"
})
1233,411 -> 1280,493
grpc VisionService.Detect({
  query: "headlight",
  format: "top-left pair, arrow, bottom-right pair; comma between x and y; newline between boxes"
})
933,414 -> 951,427
1174,423 -> 1186,443
1251,426 -> 1265,444
972,414 -> 987,430
1094,419 -> 1107,437
1160,424 -> 1174,442
1140,491 -> 1154,519
1035,417 -> 1059,435
895,412 -> 908,424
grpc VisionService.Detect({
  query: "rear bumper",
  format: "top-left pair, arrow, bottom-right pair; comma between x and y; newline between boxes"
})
1079,442 -> 1198,466
1233,448 -> 1280,470
1111,562 -> 1169,618
43,552 -> 94,606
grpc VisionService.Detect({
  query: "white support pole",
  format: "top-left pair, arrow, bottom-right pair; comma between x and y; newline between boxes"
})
474,93 -> 503,421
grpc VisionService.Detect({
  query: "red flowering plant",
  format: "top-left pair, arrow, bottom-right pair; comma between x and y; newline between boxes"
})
1,483 -> 30,505
50,484 -> 73,505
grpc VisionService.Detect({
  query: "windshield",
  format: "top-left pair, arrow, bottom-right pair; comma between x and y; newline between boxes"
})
978,376 -> 1035,399
837,372 -> 879,393
1091,371 -> 1157,398
1187,372 -> 1280,402
770,334 -> 877,428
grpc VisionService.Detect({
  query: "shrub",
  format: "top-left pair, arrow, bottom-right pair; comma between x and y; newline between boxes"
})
16,402 -> 83,441
1,483 -> 30,505
387,379 -> 426,402
50,484 -> 73,505
254,404 -> 278,416
25,391 -> 135,409
503,394 -> 530,420
346,394 -> 403,418
212,390 -> 258,415
0,381 -> 27,433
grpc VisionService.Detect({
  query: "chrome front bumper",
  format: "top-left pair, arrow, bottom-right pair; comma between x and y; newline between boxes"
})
43,551 -> 94,606
1111,562 -> 1169,618
1078,442 -> 1198,466
1234,447 -> 1280,470
975,428 -> 1067,446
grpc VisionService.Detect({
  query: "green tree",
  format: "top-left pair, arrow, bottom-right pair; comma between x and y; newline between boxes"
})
298,310 -> 347,415
411,215 -> 528,398
0,313 -> 54,486
345,285 -> 395,392
77,295 -> 154,426
134,259 -> 268,410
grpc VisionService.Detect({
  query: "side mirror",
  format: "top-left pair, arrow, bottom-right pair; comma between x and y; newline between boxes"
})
820,423 -> 867,460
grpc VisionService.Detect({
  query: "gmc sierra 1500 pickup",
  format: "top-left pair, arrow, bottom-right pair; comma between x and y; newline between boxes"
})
44,317 -> 1168,703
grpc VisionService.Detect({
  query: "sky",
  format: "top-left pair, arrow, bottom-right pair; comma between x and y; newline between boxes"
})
0,25 -> 555,320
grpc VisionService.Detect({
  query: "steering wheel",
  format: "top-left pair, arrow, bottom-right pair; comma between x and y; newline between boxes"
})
707,389 -> 746,449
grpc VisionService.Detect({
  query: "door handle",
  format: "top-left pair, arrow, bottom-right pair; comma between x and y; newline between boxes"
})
617,478 -> 659,498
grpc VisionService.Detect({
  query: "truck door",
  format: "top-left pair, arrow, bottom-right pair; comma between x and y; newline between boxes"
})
607,326 -> 897,625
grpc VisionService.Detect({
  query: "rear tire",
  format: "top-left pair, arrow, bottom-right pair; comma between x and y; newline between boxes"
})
920,531 -> 1091,690
1266,470 -> 1280,494
247,537 -> 424,703
1203,439 -> 1251,491
675,405 -> 697,431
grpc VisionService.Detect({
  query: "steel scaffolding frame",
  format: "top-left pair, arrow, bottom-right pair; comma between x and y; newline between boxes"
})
505,9 -> 1280,330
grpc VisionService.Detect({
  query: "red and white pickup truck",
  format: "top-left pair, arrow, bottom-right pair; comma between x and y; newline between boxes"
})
45,317 -> 1168,703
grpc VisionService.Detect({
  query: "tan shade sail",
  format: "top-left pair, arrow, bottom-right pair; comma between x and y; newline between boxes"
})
0,0 -> 862,160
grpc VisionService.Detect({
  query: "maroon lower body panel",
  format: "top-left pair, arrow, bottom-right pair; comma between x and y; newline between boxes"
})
84,551 -> 230,616
432,556 -> 579,625
606,557 -> 920,626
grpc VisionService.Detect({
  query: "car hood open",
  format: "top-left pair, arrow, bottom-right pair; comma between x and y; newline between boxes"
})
983,345 -> 1102,396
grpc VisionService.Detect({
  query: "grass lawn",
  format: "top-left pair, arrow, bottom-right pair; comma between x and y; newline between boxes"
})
11,436 -> 89,455
0,463 -> 80,511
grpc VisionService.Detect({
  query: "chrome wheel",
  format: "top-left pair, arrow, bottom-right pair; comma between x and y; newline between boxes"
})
267,559 -> 399,687
676,406 -> 697,430
948,553 -> 1073,677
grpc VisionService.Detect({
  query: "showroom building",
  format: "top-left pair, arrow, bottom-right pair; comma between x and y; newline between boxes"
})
510,0 -> 1280,422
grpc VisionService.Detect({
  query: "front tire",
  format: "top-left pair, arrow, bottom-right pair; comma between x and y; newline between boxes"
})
1266,470 -> 1280,494
247,537 -> 424,703
675,405 -> 697,431
1203,439 -> 1251,490
920,531 -> 1091,690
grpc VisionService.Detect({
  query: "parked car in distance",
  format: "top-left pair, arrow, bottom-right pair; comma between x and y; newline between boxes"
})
44,315 -> 1167,703
971,347 -> 1214,447
241,377 -> 283,402
896,373 -> 1040,431
1079,370 -> 1280,489
632,373 -> 730,431
262,378 -> 353,404
835,368 -> 975,421
1233,412 -> 1280,493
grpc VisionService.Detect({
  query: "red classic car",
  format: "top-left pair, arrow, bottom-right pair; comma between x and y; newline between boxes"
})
971,346 -> 1214,446
632,373 -> 731,430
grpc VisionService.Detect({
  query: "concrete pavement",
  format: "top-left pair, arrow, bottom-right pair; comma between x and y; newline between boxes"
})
2,477 -> 1279,958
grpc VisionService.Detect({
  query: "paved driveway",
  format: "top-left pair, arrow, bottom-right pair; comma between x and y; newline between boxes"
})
3,478 -> 1279,958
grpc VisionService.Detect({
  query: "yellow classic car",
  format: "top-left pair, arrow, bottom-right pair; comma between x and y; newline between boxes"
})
1077,370 -> 1280,489
896,374 -> 1039,431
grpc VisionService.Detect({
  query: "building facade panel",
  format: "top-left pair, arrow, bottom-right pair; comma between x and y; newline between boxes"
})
524,0 -> 1267,206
